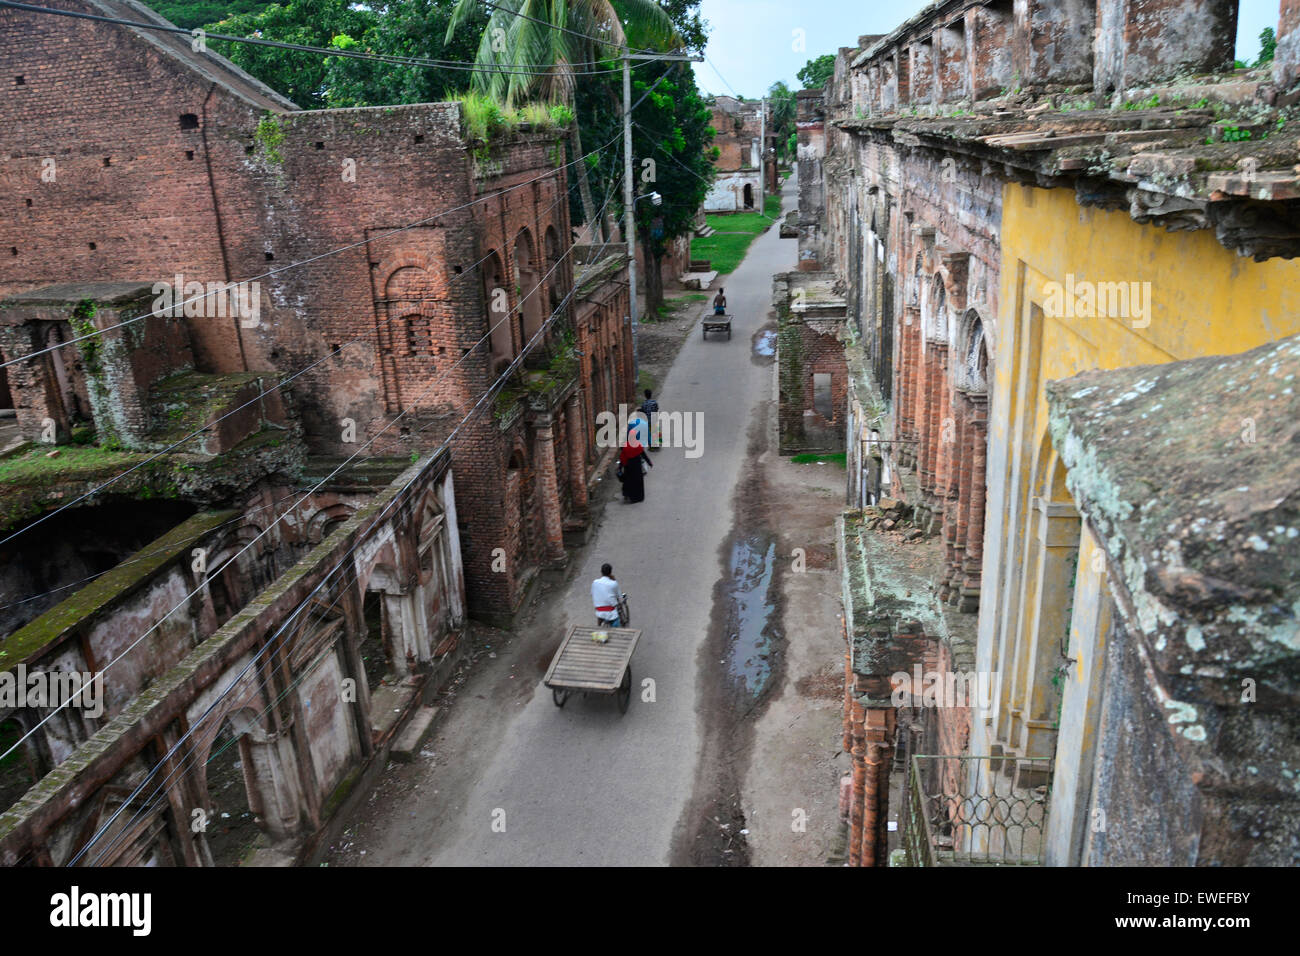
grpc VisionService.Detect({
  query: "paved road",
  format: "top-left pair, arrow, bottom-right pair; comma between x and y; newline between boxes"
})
417,177 -> 796,866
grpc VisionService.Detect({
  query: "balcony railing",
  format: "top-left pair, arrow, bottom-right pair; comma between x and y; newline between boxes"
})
902,754 -> 1052,866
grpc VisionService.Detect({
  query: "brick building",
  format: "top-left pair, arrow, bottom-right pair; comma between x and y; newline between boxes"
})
794,0 -> 1300,866
704,95 -> 767,212
0,0 -> 636,624
0,0 -> 634,864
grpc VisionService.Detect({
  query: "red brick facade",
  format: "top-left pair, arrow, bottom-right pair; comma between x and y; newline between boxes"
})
0,0 -> 633,622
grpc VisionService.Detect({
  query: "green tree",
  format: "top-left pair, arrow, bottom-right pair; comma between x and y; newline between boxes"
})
630,65 -> 715,316
767,80 -> 795,161
145,1 -> 270,31
1254,27 -> 1277,67
447,0 -> 679,235
796,53 -> 836,90
578,60 -> 714,315
200,0 -> 484,109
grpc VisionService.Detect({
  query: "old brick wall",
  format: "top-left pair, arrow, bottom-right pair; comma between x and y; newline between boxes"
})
1,1 -> 629,624
709,104 -> 763,171
0,3 -> 233,323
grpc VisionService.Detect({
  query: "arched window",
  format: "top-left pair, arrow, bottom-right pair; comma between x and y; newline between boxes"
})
513,229 -> 543,345
929,276 -> 948,341
482,250 -> 513,362
544,227 -> 562,313
962,311 -> 989,392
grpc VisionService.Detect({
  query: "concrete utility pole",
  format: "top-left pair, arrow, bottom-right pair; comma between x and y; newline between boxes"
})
621,50 -> 703,386
760,96 -> 766,194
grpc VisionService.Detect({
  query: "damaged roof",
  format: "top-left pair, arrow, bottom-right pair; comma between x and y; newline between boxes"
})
835,70 -> 1300,260
1046,334 -> 1300,700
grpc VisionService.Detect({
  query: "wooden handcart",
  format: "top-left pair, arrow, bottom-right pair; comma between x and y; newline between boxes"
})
543,624 -> 641,715
702,311 -> 732,340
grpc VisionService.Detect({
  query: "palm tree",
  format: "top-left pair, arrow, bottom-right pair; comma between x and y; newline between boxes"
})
447,0 -> 679,235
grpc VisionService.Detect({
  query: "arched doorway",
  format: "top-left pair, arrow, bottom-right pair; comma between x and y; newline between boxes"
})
743,183 -> 754,209
200,715 -> 263,866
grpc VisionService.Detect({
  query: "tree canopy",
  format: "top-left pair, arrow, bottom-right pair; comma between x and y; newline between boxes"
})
767,80 -> 795,162
796,53 -> 836,90
177,0 -> 486,109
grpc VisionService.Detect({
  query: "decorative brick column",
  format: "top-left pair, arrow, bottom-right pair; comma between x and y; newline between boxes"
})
860,707 -> 895,867
960,395 -> 988,612
848,696 -> 867,867
565,392 -> 588,518
531,415 -> 567,567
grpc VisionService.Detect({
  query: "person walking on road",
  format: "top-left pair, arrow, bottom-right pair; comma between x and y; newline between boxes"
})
592,564 -> 624,627
618,423 -> 653,503
712,288 -> 727,315
639,389 -> 660,447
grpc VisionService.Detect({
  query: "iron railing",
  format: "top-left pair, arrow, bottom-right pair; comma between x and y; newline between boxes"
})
902,754 -> 1052,866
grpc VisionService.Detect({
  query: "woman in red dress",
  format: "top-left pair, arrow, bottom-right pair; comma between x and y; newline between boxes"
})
618,424 -> 653,503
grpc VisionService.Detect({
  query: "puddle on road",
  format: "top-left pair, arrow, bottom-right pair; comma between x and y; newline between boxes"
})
753,330 -> 776,357
723,536 -> 779,700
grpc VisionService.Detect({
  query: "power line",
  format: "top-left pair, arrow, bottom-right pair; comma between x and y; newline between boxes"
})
0,135 -> 611,370
0,146 -> 605,553
0,0 -> 647,76
704,55 -> 743,99
72,170 -> 631,866
480,0 -> 669,59
0,138 -> 616,583
0,172 -> 589,615
0,158 -> 624,774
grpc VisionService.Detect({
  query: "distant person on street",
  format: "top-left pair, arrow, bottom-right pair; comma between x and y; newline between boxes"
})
639,389 -> 660,447
618,422 -> 653,503
713,288 -> 727,315
592,564 -> 623,627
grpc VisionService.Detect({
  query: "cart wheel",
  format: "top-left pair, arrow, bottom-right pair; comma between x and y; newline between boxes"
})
702,325 -> 707,340
617,667 -> 632,715
552,687 -> 569,708
727,328 -> 732,340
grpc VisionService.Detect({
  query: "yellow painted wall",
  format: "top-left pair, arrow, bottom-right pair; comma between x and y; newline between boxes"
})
983,182 -> 1300,857
1001,183 -> 1300,400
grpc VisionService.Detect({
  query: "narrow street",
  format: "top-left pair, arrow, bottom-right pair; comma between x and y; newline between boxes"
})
327,175 -> 818,866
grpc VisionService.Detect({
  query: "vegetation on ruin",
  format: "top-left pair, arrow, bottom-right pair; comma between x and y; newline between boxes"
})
448,2 -> 711,316
253,112 -> 286,165
1123,94 -> 1161,111
453,92 -> 574,144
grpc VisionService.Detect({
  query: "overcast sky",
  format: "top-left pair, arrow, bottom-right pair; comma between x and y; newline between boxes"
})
691,0 -> 1283,98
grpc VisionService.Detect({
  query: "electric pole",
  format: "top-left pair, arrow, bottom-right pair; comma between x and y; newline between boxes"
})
621,50 -> 702,389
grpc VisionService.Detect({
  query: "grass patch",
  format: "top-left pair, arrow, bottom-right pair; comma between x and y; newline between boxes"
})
453,92 -> 574,143
0,443 -> 148,484
790,452 -> 846,468
691,194 -> 783,275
